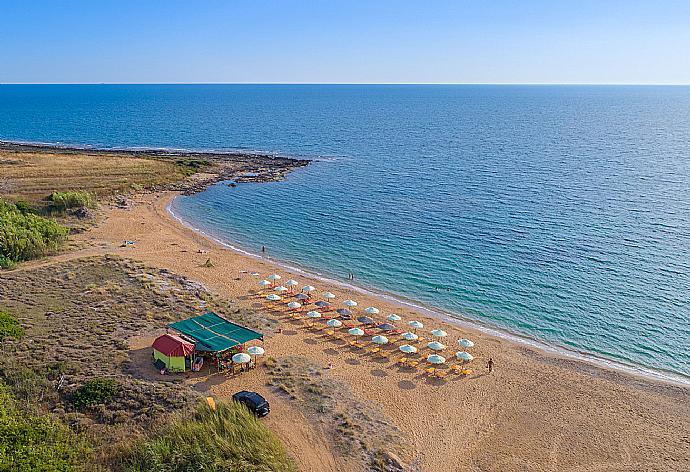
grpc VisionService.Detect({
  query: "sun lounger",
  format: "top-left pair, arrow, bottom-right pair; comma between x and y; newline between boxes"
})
407,360 -> 419,368
397,357 -> 408,365
461,369 -> 473,376
369,347 -> 381,354
435,371 -> 448,380
425,367 -> 436,376
378,351 -> 390,359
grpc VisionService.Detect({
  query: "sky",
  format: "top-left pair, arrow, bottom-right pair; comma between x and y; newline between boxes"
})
2,0 -> 690,84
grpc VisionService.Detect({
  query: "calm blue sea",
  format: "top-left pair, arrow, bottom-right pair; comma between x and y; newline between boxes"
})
1,84 -> 688,382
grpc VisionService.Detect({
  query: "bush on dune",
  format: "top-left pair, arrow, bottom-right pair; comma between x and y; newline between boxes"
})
47,191 -> 96,211
0,311 -> 24,340
122,400 -> 296,472
0,199 -> 69,268
0,383 -> 91,471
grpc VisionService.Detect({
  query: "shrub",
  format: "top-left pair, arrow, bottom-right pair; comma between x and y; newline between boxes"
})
47,191 -> 96,211
72,378 -> 118,409
0,311 -> 24,340
0,383 -> 91,470
0,199 -> 69,266
122,400 -> 296,472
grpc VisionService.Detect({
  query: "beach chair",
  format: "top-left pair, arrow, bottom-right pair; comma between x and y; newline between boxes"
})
378,350 -> 390,359
397,357 -> 408,366
450,364 -> 461,373
369,347 -> 381,354
407,360 -> 419,369
461,369 -> 473,376
425,367 -> 436,376
435,370 -> 448,380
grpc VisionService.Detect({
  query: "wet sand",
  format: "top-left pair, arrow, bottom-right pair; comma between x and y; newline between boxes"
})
76,191 -> 690,471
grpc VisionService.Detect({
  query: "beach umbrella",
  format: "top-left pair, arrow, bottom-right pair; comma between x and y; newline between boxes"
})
458,338 -> 475,348
357,316 -> 375,325
265,294 -> 281,301
387,314 -> 402,322
232,353 -> 251,364
371,335 -> 389,345
401,332 -> 418,341
456,351 -> 474,362
427,354 -> 446,364
348,327 -> 364,336
267,274 -> 281,283
431,329 -> 448,338
315,301 -> 330,308
399,344 -> 418,354
285,279 -> 299,286
246,346 -> 265,356
343,299 -> 358,307
408,320 -> 424,330
302,285 -> 316,293
274,286 -> 288,292
427,341 -> 446,351
295,293 -> 309,300
336,308 -> 352,318
287,301 -> 302,309
364,307 -> 380,315
323,292 -> 336,300
258,280 -> 272,287
306,310 -> 322,319
377,323 -> 396,331
326,319 -> 343,328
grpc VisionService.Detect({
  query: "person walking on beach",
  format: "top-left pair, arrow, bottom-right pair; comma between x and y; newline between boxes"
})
487,358 -> 494,374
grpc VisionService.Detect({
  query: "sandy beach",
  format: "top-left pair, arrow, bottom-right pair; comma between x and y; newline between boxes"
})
72,190 -> 690,471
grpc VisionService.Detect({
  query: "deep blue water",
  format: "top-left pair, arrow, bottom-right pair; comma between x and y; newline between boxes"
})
1,84 -> 689,382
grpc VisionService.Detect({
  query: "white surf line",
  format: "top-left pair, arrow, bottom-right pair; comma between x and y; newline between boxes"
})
167,198 -> 690,388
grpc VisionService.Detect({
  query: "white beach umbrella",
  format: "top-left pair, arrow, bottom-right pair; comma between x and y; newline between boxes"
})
265,294 -> 281,301
267,274 -> 281,281
427,354 -> 446,364
343,299 -> 358,307
456,351 -> 474,362
364,307 -> 380,315
401,332 -> 419,341
431,329 -> 448,338
348,327 -> 365,336
287,301 -> 302,309
302,285 -> 316,293
232,353 -> 251,364
399,344 -> 418,354
427,341 -> 446,351
323,292 -> 336,300
458,338 -> 475,348
285,279 -> 299,286
306,310 -> 322,319
326,319 -> 343,328
371,335 -> 389,345
246,346 -> 265,356
274,286 -> 288,292
408,320 -> 424,330
258,280 -> 272,287
387,314 -> 402,322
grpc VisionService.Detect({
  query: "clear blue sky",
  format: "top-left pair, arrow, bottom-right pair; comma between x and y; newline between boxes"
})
2,0 -> 689,84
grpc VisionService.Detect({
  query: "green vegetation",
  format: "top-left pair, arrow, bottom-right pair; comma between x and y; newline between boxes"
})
0,311 -> 24,340
47,190 -> 96,211
176,158 -> 210,176
72,378 -> 118,409
0,199 -> 69,268
123,400 -> 296,472
0,383 -> 91,471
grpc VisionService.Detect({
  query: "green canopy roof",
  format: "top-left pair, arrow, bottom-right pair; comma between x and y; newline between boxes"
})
168,312 -> 263,352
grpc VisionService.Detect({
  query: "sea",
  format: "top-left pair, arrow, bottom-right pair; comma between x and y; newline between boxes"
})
1,84 -> 688,383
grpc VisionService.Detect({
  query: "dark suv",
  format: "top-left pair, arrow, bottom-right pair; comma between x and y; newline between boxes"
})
232,391 -> 270,417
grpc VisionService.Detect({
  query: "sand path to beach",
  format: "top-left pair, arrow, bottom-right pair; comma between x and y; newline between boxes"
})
74,191 -> 690,472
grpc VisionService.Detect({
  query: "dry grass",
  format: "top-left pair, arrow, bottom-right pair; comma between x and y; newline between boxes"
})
0,150 -> 185,202
0,255 -> 276,468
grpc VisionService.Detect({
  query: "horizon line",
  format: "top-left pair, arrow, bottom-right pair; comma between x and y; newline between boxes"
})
2,82 -> 690,86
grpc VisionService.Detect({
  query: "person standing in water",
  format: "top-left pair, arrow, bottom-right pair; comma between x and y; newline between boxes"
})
261,245 -> 266,253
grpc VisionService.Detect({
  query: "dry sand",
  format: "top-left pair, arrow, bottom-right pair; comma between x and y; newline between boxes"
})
74,191 -> 690,471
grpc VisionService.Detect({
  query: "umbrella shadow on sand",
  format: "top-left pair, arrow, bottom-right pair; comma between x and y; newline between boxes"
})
303,338 -> 318,345
370,369 -> 388,378
344,357 -> 361,365
397,380 -> 416,390
322,348 -> 339,356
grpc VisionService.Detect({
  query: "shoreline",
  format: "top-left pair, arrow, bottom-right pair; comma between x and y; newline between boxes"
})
166,194 -> 690,388
73,189 -> 690,471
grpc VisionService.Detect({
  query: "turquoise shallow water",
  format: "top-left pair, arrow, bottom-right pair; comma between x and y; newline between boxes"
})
1,84 -> 689,382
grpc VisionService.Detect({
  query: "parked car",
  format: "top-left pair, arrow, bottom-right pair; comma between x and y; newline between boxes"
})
232,391 -> 270,417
